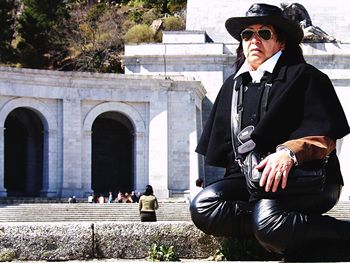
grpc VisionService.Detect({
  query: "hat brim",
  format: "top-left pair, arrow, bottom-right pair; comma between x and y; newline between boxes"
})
225,16 -> 304,43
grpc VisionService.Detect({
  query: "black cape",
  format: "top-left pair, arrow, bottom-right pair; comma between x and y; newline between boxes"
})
196,53 -> 350,184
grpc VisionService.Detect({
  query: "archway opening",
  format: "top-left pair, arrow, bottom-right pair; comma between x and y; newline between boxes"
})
92,112 -> 134,196
4,107 -> 44,197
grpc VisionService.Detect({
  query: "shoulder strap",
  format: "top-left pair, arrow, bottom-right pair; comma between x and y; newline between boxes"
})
260,72 -> 273,118
260,82 -> 271,119
231,77 -> 244,164
231,75 -> 272,164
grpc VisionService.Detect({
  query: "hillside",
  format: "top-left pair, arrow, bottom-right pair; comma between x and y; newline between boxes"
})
0,0 -> 187,73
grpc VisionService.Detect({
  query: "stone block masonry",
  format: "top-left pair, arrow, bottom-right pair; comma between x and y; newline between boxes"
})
0,67 -> 206,199
0,222 -> 220,261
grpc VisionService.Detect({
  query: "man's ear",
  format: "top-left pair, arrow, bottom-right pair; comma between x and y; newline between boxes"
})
280,42 -> 286,51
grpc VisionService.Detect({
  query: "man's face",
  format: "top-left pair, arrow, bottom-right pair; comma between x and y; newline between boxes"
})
242,24 -> 285,70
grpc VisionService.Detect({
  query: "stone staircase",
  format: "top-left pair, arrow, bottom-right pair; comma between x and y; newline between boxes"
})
0,200 -> 349,223
325,201 -> 350,220
0,202 -> 191,222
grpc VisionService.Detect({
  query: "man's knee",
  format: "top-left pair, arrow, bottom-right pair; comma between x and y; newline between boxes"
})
190,186 -> 225,235
252,200 -> 290,254
190,187 -> 252,237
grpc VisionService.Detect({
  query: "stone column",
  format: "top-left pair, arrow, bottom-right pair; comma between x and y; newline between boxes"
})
81,130 -> 93,196
134,130 -> 148,193
0,127 -> 7,197
61,98 -> 84,197
41,129 -> 59,197
167,90 -> 199,195
148,92 -> 169,198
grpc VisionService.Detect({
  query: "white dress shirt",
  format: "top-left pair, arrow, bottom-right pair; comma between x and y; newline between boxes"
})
234,50 -> 282,82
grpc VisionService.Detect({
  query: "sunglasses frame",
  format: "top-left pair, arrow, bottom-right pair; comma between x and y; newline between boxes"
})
240,28 -> 273,41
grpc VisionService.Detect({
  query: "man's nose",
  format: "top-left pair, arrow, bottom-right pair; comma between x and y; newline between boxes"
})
250,32 -> 261,42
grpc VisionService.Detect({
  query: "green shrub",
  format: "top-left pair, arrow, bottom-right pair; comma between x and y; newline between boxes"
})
206,249 -> 226,261
142,8 -> 160,25
167,0 -> 186,14
0,249 -> 16,262
163,16 -> 184,31
147,243 -> 179,261
128,9 -> 144,23
123,19 -> 137,32
124,24 -> 154,43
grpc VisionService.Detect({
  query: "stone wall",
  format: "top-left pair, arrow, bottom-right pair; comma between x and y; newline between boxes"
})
0,222 -> 220,261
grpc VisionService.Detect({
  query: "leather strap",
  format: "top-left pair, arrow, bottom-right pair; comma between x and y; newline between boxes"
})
231,74 -> 272,164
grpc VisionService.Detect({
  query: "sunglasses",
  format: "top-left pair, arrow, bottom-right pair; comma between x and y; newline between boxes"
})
240,28 -> 273,41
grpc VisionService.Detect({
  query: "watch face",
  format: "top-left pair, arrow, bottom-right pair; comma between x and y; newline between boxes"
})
287,150 -> 297,164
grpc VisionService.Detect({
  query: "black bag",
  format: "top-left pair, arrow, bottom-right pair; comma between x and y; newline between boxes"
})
242,151 -> 327,198
230,76 -> 327,198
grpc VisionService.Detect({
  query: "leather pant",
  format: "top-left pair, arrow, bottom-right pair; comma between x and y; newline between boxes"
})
190,175 -> 350,257
252,183 -> 350,257
190,175 -> 252,237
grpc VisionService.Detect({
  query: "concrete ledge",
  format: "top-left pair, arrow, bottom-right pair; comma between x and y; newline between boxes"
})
0,222 -> 220,261
0,222 -> 93,261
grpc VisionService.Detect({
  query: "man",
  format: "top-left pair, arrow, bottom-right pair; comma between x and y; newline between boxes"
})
191,3 -> 350,260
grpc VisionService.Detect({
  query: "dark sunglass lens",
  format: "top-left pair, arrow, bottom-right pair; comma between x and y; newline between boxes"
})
258,29 -> 272,40
241,30 -> 254,41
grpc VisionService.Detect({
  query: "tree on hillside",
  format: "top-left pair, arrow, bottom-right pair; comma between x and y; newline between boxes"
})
16,0 -> 70,68
128,0 -> 186,13
61,3 -> 126,73
0,0 -> 17,63
9,0 -> 186,71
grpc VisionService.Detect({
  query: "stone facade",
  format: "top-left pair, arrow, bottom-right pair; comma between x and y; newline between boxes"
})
123,0 -> 350,200
186,0 -> 350,44
0,67 -> 205,198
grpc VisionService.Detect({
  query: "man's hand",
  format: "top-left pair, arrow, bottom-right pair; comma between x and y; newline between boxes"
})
255,151 -> 295,192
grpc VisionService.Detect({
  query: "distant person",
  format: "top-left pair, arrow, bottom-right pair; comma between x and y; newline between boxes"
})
68,196 -> 76,203
116,191 -> 123,203
98,195 -> 105,204
131,191 -> 139,203
189,178 -> 204,203
124,192 -> 133,203
108,192 -> 113,203
88,193 -> 94,203
139,185 -> 159,222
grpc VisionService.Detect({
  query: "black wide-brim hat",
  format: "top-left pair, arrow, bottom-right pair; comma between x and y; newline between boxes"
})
225,3 -> 304,43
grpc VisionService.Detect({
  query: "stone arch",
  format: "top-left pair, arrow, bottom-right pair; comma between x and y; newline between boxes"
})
82,102 -> 147,195
0,97 -> 57,130
0,97 -> 58,197
83,102 -> 145,133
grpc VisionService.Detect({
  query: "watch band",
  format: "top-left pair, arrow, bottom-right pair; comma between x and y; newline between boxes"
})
276,146 -> 298,165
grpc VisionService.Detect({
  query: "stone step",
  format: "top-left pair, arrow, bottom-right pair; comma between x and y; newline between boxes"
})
0,202 -> 192,222
0,201 -> 349,223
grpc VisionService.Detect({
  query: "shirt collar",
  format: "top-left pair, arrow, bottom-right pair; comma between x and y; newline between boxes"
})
234,50 -> 282,83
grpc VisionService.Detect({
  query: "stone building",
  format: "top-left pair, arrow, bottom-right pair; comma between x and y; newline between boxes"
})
0,68 -> 204,198
1,0 -> 350,200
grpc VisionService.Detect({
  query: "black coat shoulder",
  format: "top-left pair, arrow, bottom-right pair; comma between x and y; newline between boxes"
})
252,61 -> 350,151
195,74 -> 236,167
197,60 -> 350,167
